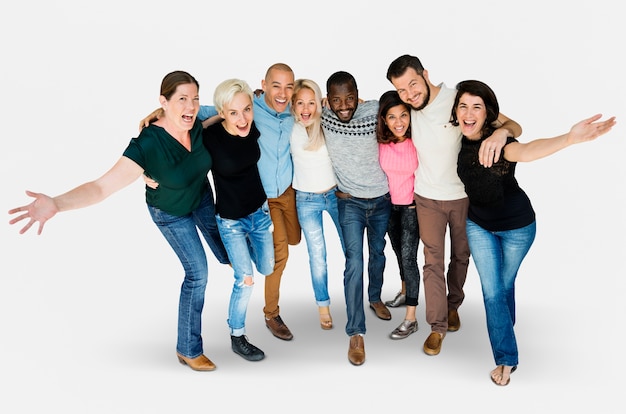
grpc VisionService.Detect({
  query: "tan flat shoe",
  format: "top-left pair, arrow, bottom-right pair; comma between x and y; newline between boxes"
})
176,353 -> 216,371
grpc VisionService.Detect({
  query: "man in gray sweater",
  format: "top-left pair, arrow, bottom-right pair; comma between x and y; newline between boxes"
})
321,71 -> 391,366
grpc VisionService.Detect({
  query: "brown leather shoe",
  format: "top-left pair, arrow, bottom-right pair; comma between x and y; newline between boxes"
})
176,353 -> 216,371
348,334 -> 365,365
369,301 -> 392,320
423,331 -> 444,356
265,315 -> 293,341
447,309 -> 461,332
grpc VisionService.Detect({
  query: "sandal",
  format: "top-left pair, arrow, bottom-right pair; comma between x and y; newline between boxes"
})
490,365 -> 517,386
319,306 -> 333,330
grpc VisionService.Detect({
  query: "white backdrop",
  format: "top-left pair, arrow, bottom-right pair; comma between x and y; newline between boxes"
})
2,1 -> 624,413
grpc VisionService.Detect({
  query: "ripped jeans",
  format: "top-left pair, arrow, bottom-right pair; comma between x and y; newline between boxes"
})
216,201 -> 275,336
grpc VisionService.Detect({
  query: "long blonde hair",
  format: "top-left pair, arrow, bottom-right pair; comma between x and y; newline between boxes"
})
291,79 -> 325,151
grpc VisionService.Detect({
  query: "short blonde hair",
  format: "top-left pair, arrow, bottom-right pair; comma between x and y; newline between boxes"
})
213,79 -> 253,113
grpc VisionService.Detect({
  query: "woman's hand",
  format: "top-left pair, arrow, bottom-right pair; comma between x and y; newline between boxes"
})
144,175 -> 159,189
567,114 -> 616,145
139,108 -> 164,131
8,191 -> 59,235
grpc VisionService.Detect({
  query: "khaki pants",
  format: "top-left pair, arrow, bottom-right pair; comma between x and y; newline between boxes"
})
263,186 -> 301,319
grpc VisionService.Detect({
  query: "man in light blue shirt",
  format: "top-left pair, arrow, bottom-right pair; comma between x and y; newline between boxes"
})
199,63 -> 301,341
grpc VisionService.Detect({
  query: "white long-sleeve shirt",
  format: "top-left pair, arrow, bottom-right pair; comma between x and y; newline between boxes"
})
290,122 -> 337,193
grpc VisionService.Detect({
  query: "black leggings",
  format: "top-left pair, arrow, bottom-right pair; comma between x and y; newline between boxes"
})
387,202 -> 420,306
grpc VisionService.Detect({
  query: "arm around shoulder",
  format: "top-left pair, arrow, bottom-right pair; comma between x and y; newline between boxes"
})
495,113 -> 522,138
479,113 -> 522,167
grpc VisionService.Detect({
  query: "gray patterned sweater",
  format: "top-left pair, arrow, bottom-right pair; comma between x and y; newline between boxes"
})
322,100 -> 389,198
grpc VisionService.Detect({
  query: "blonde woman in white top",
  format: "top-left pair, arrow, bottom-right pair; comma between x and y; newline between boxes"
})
290,79 -> 345,330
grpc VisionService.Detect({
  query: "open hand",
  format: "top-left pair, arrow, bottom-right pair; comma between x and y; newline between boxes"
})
8,191 -> 59,235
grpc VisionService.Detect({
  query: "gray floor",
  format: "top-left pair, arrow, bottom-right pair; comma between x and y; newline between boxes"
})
2,219 -> 622,413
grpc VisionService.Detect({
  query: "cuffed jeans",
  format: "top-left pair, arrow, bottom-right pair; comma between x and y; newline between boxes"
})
338,193 -> 391,336
216,201 -> 275,337
147,187 -> 229,359
296,187 -> 345,307
387,202 -> 420,306
466,219 -> 536,367
415,194 -> 470,334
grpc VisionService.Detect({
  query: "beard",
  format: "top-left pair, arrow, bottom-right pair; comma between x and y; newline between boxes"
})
411,81 -> 430,111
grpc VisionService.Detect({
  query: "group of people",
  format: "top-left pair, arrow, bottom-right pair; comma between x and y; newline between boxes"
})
8,55 -> 616,386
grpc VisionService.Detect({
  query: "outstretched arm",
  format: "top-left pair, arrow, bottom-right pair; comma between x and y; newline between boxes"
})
8,156 -> 144,235
479,113 -> 523,167
503,114 -> 616,163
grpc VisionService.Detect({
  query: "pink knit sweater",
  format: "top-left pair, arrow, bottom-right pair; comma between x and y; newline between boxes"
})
378,139 -> 419,205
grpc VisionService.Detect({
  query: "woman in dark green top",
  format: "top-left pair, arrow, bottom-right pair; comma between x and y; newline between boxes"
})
9,71 -> 229,372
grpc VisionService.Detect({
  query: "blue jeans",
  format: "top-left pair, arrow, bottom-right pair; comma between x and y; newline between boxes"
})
466,219 -> 536,367
148,187 -> 229,359
296,188 -> 345,307
216,201 -> 275,336
337,193 -> 391,336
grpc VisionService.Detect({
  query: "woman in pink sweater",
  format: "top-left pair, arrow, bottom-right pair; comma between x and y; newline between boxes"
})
376,90 -> 421,340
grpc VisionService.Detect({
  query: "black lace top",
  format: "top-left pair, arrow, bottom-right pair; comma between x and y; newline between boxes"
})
457,136 -> 535,231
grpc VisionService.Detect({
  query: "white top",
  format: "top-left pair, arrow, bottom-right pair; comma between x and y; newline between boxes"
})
290,122 -> 337,192
411,83 -> 467,201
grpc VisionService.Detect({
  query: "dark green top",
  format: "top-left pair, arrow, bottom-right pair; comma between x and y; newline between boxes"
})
123,120 -> 212,216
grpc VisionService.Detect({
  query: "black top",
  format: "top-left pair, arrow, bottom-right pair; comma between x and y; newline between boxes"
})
203,121 -> 266,219
457,136 -> 535,231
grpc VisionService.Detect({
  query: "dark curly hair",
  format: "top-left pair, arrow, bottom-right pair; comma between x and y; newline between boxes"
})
450,80 -> 499,138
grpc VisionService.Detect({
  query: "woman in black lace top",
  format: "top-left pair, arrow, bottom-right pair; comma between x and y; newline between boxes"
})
451,80 -> 615,386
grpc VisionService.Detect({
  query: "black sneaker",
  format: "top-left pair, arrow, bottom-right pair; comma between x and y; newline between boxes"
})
231,335 -> 265,361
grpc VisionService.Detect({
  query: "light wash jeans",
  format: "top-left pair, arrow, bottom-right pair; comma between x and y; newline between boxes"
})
466,219 -> 536,367
148,187 -> 229,359
216,201 -> 275,337
296,188 -> 345,307
337,193 -> 391,336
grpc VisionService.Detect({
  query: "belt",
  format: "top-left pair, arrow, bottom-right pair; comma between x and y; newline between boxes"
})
335,190 -> 353,199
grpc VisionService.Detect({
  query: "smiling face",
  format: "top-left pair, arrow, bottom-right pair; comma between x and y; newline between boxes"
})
293,87 -> 318,127
390,67 -> 430,111
261,68 -> 295,114
327,82 -> 358,123
384,104 -> 411,141
455,92 -> 487,140
160,82 -> 199,132
220,91 -> 254,137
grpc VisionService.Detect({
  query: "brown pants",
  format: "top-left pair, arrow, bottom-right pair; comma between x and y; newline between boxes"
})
263,186 -> 301,319
415,194 -> 470,334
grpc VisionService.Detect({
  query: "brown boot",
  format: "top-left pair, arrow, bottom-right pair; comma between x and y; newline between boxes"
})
176,353 -> 216,371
